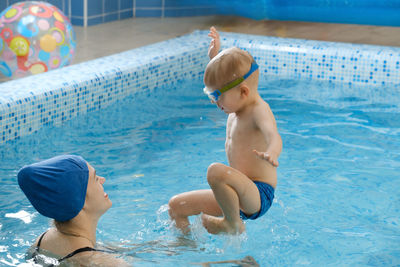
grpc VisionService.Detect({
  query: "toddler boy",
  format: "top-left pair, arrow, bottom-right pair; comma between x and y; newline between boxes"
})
168,27 -> 282,234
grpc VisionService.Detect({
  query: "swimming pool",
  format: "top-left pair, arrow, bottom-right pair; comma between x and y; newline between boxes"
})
1,76 -> 399,266
0,31 -> 400,266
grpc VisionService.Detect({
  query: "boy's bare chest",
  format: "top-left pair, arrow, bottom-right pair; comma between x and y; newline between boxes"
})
225,115 -> 265,170
226,116 -> 257,144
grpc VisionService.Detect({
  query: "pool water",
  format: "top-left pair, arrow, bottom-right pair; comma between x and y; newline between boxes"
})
0,78 -> 399,266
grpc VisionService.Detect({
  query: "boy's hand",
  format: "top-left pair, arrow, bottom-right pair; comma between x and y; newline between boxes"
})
253,149 -> 279,167
208,26 -> 220,59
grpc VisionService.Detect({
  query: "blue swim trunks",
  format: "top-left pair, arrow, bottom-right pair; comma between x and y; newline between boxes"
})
240,181 -> 275,220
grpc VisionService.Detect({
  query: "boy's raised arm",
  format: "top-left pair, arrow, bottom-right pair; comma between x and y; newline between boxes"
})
208,26 -> 221,60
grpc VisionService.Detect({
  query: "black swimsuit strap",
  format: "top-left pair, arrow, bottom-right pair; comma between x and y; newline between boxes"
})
35,231 -> 107,263
58,246 -> 99,262
36,231 -> 48,250
32,231 -> 49,265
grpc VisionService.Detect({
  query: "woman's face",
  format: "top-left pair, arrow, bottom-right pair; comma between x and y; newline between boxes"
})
84,163 -> 112,216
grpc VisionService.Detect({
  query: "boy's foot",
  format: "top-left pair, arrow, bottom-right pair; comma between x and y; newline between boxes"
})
201,214 -> 245,234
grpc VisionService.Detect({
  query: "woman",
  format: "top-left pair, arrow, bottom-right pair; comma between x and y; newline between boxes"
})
18,155 -> 130,266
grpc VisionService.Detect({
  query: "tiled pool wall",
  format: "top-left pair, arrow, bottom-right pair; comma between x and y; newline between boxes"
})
1,31 -> 400,143
1,1 -> 399,27
0,0 -> 217,27
222,32 -> 400,86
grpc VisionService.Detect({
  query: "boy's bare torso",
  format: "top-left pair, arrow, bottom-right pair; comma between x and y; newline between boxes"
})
226,99 -> 277,188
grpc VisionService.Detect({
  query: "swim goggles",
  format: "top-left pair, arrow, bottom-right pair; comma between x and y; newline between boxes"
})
203,61 -> 259,102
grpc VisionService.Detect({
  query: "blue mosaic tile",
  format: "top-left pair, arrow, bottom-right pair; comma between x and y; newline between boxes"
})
121,0 -> 133,10
136,0 -> 163,8
71,0 -> 84,17
88,0 -> 104,16
105,0 -> 119,13
164,7 -> 216,17
120,10 -> 134,20
104,13 -> 119,23
0,31 -> 400,143
71,17 -> 84,26
87,17 -> 104,26
135,9 -> 163,17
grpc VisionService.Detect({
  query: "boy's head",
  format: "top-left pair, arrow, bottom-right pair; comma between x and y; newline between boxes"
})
204,47 -> 259,102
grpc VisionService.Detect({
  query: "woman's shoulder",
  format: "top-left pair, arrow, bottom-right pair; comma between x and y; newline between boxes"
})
27,228 -> 131,267
69,250 -> 132,267
25,245 -> 72,267
26,242 -> 131,267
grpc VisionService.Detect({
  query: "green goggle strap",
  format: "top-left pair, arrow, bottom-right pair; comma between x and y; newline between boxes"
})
219,77 -> 245,94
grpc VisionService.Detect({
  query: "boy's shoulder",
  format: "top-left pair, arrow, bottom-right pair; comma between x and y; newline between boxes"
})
251,98 -> 274,120
251,97 -> 270,112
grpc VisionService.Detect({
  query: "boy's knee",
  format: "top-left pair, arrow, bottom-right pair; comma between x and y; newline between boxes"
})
207,163 -> 229,185
168,195 -> 180,218
168,194 -> 189,219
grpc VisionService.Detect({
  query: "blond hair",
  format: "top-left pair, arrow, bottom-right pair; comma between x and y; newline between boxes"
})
204,47 -> 258,90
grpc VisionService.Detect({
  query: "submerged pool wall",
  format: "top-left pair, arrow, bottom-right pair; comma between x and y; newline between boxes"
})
1,31 -> 400,143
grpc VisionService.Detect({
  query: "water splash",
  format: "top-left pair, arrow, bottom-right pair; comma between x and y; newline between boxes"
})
190,214 -> 209,243
5,211 -> 35,224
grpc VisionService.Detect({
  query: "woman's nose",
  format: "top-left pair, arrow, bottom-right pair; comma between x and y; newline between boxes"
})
98,176 -> 105,184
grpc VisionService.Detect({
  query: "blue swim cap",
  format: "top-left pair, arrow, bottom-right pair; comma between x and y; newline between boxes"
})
18,155 -> 89,222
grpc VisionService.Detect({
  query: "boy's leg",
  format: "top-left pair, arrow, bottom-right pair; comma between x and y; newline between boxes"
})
168,189 -> 222,232
202,163 -> 261,234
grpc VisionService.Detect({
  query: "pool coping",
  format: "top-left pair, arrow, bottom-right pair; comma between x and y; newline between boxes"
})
1,30 -> 400,143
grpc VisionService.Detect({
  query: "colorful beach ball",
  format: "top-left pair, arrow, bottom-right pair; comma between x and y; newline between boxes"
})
0,1 -> 76,79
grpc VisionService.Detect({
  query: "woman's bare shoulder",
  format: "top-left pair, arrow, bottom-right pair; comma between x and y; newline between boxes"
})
69,250 -> 131,267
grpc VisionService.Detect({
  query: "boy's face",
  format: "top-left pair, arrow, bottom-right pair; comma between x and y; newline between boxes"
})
204,83 -> 242,113
213,86 -> 242,113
